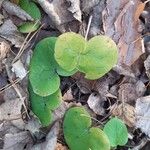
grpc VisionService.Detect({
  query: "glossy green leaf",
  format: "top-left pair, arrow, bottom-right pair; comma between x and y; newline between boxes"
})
19,0 -> 41,33
29,37 -> 75,97
29,83 -> 62,126
63,107 -> 110,150
55,32 -> 118,80
104,118 -> 128,147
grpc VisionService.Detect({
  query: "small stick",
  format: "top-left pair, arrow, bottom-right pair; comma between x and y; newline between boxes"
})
85,15 -> 93,41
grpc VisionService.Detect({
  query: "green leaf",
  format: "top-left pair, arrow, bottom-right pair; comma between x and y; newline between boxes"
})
19,0 -> 41,33
29,83 -> 62,126
29,37 -> 74,97
104,118 -> 128,147
55,32 -> 118,80
63,107 -> 110,150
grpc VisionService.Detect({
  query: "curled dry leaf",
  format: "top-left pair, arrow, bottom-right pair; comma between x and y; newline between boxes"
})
144,55 -> 150,79
87,92 -> 106,116
37,0 -> 81,32
2,0 -> 33,21
0,19 -> 25,48
102,0 -> 144,66
31,122 -> 60,150
111,103 -> 135,127
135,96 -> 150,137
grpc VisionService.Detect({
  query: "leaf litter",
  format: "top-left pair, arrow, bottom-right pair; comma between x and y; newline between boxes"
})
0,0 -> 150,149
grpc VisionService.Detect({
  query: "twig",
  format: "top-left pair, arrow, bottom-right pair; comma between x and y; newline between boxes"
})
85,15 -> 93,40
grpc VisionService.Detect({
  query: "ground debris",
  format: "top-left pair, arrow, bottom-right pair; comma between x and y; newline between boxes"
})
102,0 -> 144,66
135,96 -> 150,137
2,0 -> 33,21
37,0 -> 81,32
31,122 -> 59,150
111,103 -> 135,127
0,19 -> 25,48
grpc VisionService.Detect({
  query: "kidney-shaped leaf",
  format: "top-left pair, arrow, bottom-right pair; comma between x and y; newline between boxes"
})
19,0 -> 41,33
29,83 -> 62,127
104,117 -> 128,147
55,32 -> 118,80
63,107 -> 110,150
29,37 -> 74,96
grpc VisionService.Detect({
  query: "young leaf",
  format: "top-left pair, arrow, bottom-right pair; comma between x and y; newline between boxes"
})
55,32 -> 118,80
104,117 -> 128,147
19,0 -> 41,33
63,107 -> 110,150
29,83 -> 62,126
29,37 -> 74,97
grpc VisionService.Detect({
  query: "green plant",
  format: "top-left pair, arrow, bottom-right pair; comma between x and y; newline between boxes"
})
104,117 -> 128,147
18,0 -> 41,33
63,107 -> 128,150
29,32 -> 118,126
28,83 -> 62,126
63,107 -> 110,150
55,32 -> 118,80
29,37 -> 75,97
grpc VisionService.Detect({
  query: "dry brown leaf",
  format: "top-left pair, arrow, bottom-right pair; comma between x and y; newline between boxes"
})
111,103 -> 135,127
0,38 -> 10,61
55,143 -> 68,150
31,122 -> 60,150
10,0 -> 19,5
87,92 -> 106,116
12,60 -> 27,80
3,131 -> 33,150
0,19 -> 25,48
135,96 -> 150,137
2,0 -> 33,21
62,88 -> 74,101
144,55 -> 150,79
102,0 -> 144,66
0,14 -> 4,25
118,81 -> 146,103
37,0 -> 81,32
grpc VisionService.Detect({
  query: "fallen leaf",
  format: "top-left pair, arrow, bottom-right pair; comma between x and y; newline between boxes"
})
111,103 -> 135,127
87,92 -> 106,116
55,143 -> 68,150
0,98 -> 25,129
118,80 -> 146,103
12,60 -> 27,79
3,131 -> 33,150
0,14 -> 4,25
102,0 -> 144,66
31,122 -> 60,150
62,88 -> 74,101
0,19 -> 25,48
2,0 -> 33,21
135,96 -> 150,137
0,38 -> 10,61
81,0 -> 100,13
144,55 -> 150,78
37,0 -> 81,32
